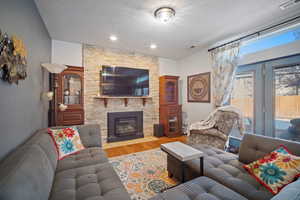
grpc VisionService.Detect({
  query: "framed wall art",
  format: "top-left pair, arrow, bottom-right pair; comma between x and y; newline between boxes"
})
187,72 -> 211,103
0,30 -> 28,84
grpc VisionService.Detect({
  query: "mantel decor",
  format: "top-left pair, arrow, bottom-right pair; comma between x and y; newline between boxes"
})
0,30 -> 28,84
188,72 -> 211,103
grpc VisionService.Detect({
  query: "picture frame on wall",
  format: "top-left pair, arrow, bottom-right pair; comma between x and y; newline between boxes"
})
187,72 -> 211,103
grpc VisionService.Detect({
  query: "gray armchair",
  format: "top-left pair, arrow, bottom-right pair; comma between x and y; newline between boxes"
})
188,106 -> 243,149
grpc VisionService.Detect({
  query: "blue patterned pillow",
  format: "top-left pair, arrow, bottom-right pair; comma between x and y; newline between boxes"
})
244,145 -> 300,194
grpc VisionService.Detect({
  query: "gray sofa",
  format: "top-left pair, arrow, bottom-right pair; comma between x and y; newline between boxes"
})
151,134 -> 300,200
0,124 -> 131,200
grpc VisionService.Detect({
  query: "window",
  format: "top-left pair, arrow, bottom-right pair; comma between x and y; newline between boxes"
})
240,25 -> 300,56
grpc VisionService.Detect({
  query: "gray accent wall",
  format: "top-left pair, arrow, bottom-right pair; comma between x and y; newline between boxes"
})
0,0 -> 51,160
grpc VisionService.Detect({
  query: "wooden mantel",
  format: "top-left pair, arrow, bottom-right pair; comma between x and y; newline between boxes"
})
94,96 -> 152,108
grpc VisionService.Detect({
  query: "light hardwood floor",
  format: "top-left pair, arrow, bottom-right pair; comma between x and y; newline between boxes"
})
104,136 -> 186,158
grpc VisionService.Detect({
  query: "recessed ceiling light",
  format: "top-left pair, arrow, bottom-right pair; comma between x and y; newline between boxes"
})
109,35 -> 118,41
150,44 -> 157,49
154,7 -> 176,23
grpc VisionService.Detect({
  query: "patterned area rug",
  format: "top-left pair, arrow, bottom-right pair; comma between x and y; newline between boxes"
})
109,148 -> 178,200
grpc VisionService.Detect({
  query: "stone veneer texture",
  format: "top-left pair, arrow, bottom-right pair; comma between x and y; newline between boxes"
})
83,45 -> 159,144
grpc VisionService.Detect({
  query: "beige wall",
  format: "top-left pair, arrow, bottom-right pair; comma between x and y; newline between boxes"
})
178,49 -> 214,123
51,40 -> 83,67
158,57 -> 181,76
83,45 -> 159,144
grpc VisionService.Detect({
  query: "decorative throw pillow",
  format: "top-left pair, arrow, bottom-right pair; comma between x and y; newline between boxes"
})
48,126 -> 85,160
244,145 -> 300,194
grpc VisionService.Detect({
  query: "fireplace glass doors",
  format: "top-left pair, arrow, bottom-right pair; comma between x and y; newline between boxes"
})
107,111 -> 143,142
115,117 -> 138,136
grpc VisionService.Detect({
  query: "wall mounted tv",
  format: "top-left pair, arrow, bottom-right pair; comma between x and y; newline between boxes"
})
100,66 -> 149,97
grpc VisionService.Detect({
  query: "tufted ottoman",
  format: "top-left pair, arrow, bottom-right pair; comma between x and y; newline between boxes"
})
150,176 -> 247,200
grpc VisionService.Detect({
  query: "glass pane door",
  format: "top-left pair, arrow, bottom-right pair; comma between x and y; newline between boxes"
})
63,74 -> 82,105
230,63 -> 264,137
166,81 -> 176,103
273,64 -> 300,141
231,72 -> 255,133
232,54 -> 300,142
264,54 -> 300,141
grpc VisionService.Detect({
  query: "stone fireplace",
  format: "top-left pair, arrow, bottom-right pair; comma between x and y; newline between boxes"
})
107,111 -> 143,142
83,45 -> 159,144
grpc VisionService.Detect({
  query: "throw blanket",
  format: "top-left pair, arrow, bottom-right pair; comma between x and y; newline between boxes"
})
189,106 -> 244,136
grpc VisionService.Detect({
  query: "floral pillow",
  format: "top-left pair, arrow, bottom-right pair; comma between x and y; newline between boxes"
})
244,145 -> 300,194
48,126 -> 85,160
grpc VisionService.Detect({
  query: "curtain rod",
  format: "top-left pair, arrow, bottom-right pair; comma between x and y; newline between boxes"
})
208,15 -> 300,52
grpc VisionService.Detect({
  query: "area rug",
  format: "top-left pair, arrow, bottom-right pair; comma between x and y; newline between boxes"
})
109,148 -> 178,200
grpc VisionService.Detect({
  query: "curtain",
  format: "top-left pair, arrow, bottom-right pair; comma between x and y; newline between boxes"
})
211,42 -> 240,107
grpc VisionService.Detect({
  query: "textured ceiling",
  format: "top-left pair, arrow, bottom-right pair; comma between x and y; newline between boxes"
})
34,0 -> 300,59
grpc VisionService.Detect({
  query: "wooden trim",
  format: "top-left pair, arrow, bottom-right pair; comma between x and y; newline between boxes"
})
66,66 -> 84,72
161,75 -> 179,79
187,72 -> 211,103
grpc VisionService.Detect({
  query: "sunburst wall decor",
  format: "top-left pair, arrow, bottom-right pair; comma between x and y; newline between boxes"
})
0,29 -> 28,84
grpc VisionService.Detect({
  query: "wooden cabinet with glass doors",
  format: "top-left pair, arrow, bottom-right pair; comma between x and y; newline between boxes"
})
159,76 -> 182,137
49,66 -> 84,126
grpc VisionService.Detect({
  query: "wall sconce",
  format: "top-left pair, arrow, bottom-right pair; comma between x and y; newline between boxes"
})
41,63 -> 67,101
59,103 -> 68,111
42,91 -> 54,101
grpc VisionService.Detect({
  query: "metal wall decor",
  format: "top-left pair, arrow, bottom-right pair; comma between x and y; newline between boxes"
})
187,72 -> 211,103
0,29 -> 28,84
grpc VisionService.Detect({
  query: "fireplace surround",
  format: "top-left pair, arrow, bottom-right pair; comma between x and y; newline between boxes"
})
83,45 -> 159,144
107,111 -> 144,142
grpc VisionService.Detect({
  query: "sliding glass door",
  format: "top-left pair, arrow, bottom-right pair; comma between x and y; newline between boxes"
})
265,55 -> 300,141
231,54 -> 300,141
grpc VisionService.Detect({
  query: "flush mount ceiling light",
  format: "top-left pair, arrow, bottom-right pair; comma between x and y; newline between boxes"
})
154,7 -> 176,23
109,35 -> 118,41
150,44 -> 157,49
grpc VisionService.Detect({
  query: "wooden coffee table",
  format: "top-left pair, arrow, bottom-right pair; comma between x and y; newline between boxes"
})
161,142 -> 204,183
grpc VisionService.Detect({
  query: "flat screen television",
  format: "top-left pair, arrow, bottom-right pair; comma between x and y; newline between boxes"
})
100,66 -> 149,96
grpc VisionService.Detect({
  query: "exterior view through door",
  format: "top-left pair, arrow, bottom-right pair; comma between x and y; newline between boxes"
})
231,54 -> 300,142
